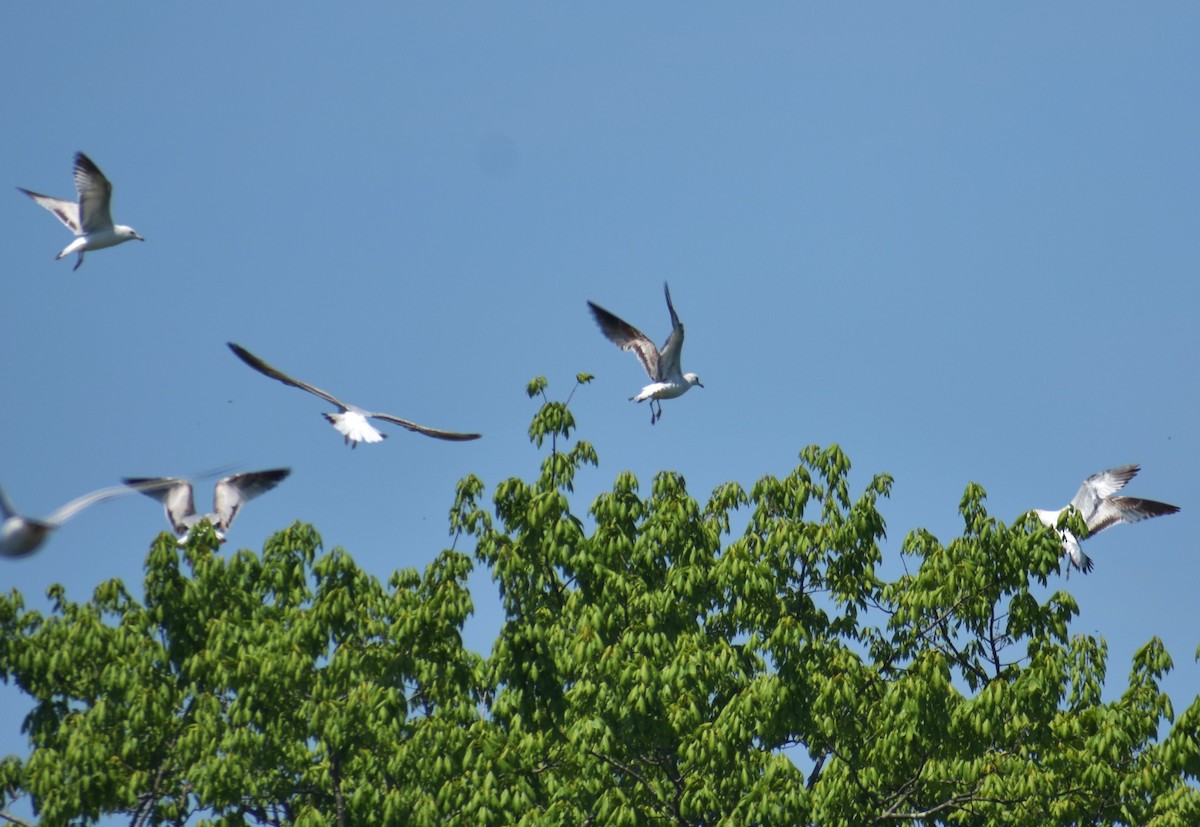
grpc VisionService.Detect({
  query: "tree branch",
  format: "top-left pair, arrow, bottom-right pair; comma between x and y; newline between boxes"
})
584,749 -> 688,826
806,749 -> 827,790
330,748 -> 347,827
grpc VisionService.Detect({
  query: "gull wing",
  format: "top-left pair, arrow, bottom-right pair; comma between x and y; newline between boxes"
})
213,468 -> 291,532
228,343 -> 351,411
656,282 -> 686,381
369,412 -> 482,441
0,483 -> 17,520
1086,496 -> 1180,535
43,484 -> 140,528
17,187 -> 82,234
1069,464 -> 1139,522
124,477 -> 196,535
74,152 -> 115,234
587,300 -> 661,381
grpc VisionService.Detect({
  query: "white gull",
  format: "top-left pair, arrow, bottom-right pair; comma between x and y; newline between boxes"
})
228,343 -> 482,447
124,468 -> 291,544
587,282 -> 703,424
1033,464 -> 1179,575
1,479 -> 156,558
17,152 -> 144,270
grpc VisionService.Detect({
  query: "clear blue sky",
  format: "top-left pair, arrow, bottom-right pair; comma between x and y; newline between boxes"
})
2,4 -> 1198,817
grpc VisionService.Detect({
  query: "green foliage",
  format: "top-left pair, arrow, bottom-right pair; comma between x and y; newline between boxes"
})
1,526 -> 482,826
2,377 -> 1198,826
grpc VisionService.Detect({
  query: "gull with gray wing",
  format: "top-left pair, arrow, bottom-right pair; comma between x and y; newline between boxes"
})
124,468 -> 292,544
17,152 -> 144,270
1,479 -> 158,558
587,282 -> 703,424
1033,464 -> 1179,575
228,342 -> 482,448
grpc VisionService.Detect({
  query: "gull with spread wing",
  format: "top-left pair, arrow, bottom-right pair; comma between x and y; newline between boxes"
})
228,343 -> 482,447
17,152 -> 144,270
1,479 -> 159,558
587,282 -> 703,424
124,469 -> 291,544
1033,464 -> 1179,575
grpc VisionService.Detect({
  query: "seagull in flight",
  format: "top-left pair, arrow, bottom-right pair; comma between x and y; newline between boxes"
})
587,282 -> 703,424
124,468 -> 292,544
17,152 -> 144,270
1,479 -> 158,558
1033,464 -> 1180,575
227,343 -> 482,447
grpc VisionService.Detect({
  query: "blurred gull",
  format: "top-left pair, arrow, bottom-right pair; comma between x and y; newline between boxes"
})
124,468 -> 292,544
228,342 -> 482,447
587,282 -> 703,424
17,152 -> 144,270
1,479 -> 155,558
1034,464 -> 1179,575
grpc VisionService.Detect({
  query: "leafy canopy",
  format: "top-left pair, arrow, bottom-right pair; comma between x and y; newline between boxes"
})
1,377 -> 1198,826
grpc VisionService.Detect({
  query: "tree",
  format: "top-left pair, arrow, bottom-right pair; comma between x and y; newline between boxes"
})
2,377 -> 1198,825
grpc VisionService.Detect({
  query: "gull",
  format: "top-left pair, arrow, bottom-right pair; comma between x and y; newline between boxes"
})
1033,464 -> 1180,575
587,282 -> 703,424
1,479 -> 158,559
227,343 -> 482,448
17,152 -> 144,270
124,468 -> 292,544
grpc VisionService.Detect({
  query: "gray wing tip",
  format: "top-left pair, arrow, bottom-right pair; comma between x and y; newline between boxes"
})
425,431 -> 483,442
74,151 -> 100,172
1091,464 -> 1140,487
123,476 -> 166,489
123,477 -> 177,500
227,341 -> 259,367
1131,498 -> 1181,517
663,282 -> 681,327
586,299 -> 611,320
586,300 -> 628,337
228,342 -> 270,372
423,427 -> 483,440
1104,494 -> 1180,519
256,468 -> 293,485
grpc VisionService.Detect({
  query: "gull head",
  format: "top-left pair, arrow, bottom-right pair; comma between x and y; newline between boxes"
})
116,225 -> 144,242
684,373 -> 704,389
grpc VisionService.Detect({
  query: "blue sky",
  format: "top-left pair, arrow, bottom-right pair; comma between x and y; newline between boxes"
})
2,3 -> 1198,817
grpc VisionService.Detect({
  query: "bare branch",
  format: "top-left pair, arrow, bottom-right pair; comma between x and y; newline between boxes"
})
584,749 -> 688,826
806,749 -> 827,790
